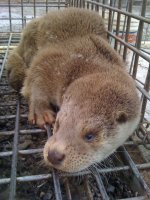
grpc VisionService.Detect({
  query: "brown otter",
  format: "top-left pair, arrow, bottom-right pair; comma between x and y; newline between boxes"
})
7,8 -> 140,173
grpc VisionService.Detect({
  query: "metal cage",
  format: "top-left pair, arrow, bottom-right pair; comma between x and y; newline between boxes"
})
0,0 -> 150,199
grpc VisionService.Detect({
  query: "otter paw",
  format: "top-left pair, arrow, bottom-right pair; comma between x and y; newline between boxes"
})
28,109 -> 56,128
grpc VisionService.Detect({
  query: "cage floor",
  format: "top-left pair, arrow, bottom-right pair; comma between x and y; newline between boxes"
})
0,33 -> 150,200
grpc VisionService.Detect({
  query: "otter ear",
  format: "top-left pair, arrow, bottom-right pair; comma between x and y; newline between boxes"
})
116,111 -> 128,123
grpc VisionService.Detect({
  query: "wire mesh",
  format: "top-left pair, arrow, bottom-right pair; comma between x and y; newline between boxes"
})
0,0 -> 150,199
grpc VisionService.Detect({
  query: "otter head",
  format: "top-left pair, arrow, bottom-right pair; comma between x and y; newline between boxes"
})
43,73 -> 140,173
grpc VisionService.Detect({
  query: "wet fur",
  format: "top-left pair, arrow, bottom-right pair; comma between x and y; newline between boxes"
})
7,8 -> 140,172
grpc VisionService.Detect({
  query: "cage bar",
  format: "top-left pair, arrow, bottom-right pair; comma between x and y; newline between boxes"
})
0,1 -> 150,199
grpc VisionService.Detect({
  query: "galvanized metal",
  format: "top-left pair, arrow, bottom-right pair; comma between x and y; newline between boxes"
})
123,0 -> 133,60
0,1 -> 150,199
114,0 -> 121,51
86,0 -> 150,24
132,0 -> 147,79
9,97 -> 20,200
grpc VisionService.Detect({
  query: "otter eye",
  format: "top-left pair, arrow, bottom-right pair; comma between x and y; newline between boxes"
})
84,132 -> 95,142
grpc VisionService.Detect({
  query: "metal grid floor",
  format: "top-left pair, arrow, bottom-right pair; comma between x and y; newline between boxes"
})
0,33 -> 150,200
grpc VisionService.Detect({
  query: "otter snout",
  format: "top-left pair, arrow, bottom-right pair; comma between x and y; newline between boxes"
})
47,150 -> 65,165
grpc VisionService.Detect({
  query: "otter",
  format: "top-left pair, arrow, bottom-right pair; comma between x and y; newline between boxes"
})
7,8 -> 140,173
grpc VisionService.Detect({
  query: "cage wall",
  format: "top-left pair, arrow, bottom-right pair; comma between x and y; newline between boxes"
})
0,0 -> 150,200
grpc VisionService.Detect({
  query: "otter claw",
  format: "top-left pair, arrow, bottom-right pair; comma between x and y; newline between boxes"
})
28,109 -> 56,128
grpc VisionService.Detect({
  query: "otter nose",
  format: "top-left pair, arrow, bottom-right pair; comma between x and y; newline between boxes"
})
47,150 -> 65,165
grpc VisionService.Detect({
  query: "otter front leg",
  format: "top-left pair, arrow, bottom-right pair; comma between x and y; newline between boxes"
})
22,78 -> 56,128
29,97 -> 56,128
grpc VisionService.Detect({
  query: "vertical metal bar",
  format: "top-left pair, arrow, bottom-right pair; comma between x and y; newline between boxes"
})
46,0 -> 48,13
93,169 -> 110,200
123,0 -> 133,61
83,0 -> 85,8
45,125 -> 62,200
114,0 -> 122,51
58,0 -> 61,10
141,63 -> 150,120
119,0 -> 128,54
21,0 -> 24,29
45,124 -> 52,137
64,178 -> 72,200
107,0 -> 113,40
70,0 -> 72,7
95,0 -> 99,12
33,0 -> 36,18
132,0 -> 147,79
91,0 -> 94,10
119,146 -> 150,197
84,177 -> 93,200
9,97 -> 20,200
52,169 -> 62,200
129,51 -> 135,74
76,0 -> 78,7
8,0 -> 12,32
0,34 -> 12,80
79,0 -> 81,8
102,0 -> 105,19
109,0 -> 116,45
87,1 -> 89,9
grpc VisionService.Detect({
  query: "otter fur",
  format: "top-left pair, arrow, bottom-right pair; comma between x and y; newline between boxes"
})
7,8 -> 140,173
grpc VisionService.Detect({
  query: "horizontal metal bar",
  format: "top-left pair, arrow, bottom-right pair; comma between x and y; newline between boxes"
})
0,91 -> 17,95
107,31 -> 150,63
0,114 -> 27,120
0,5 -> 66,9
0,2 -> 66,6
0,132 -> 145,146
0,174 -> 52,184
61,162 -> 150,177
86,0 -> 150,24
0,103 -> 17,106
135,82 -> 150,101
0,129 -> 46,136
0,102 -> 27,106
0,162 -> 150,185
117,197 -> 145,200
0,148 -> 43,157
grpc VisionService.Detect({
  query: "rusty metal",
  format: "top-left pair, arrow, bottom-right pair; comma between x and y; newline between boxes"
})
1,1 -> 150,200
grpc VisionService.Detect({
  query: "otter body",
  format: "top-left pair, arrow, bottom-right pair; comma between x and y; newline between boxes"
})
7,8 -> 140,173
